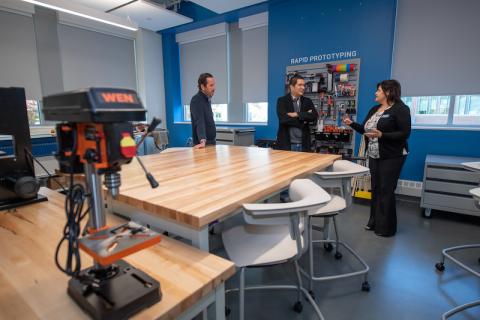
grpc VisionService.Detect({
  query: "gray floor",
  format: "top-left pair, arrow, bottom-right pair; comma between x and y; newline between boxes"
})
207,197 -> 480,320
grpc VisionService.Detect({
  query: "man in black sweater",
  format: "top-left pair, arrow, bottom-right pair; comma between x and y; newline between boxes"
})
276,74 -> 318,152
190,73 -> 216,149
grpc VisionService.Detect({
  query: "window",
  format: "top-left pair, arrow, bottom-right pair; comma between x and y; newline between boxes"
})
453,95 -> 480,126
183,105 -> 191,122
246,102 -> 268,123
403,96 -> 450,125
212,104 -> 228,122
183,104 -> 228,122
26,100 -> 41,126
402,94 -> 480,127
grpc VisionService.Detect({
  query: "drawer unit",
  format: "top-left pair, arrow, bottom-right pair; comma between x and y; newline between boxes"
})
421,154 -> 480,217
216,127 -> 255,146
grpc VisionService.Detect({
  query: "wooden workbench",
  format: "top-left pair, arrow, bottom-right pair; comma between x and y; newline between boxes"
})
0,188 -> 235,320
111,145 -> 340,250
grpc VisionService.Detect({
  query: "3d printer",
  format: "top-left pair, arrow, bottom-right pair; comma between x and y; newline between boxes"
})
43,88 -> 162,320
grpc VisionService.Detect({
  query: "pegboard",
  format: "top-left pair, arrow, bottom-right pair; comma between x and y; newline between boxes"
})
286,58 -> 360,158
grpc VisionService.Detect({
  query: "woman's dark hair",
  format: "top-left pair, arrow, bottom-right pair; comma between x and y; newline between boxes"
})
289,74 -> 304,87
198,73 -> 213,90
377,79 -> 401,104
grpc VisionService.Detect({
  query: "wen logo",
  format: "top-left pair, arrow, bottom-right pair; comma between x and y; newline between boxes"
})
100,92 -> 138,104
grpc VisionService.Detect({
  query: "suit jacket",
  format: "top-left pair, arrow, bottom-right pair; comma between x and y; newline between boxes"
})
276,94 -> 318,151
190,91 -> 216,145
350,101 -> 411,159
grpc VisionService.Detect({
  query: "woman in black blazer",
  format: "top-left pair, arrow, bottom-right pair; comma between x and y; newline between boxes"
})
343,80 -> 411,237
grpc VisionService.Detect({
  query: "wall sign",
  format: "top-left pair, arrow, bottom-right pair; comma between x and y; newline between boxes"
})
289,50 -> 358,65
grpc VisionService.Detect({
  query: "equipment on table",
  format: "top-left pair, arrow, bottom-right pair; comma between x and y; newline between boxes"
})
43,87 -> 162,320
0,87 -> 46,210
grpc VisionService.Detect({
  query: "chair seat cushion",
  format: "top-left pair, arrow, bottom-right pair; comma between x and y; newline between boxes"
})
222,224 -> 301,267
312,195 -> 346,215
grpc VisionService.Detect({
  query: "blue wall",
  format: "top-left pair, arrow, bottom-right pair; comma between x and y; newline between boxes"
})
266,0 -> 396,145
404,130 -> 480,181
161,0 -> 480,181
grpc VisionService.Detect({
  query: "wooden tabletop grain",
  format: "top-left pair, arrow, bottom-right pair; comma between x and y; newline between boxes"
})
0,188 -> 235,320
116,145 -> 340,229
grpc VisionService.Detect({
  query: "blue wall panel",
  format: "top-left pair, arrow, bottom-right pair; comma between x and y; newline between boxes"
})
161,0 -> 480,181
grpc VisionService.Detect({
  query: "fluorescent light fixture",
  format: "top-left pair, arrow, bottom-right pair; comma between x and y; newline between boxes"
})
22,0 -> 138,31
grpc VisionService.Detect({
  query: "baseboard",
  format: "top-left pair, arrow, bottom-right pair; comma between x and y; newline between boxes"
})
395,179 -> 422,198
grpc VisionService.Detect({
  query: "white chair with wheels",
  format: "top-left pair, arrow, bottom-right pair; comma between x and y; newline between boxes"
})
436,162 -> 480,320
303,159 -> 371,293
222,179 -> 331,320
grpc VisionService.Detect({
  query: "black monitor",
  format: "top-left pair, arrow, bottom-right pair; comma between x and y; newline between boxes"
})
0,87 -> 46,210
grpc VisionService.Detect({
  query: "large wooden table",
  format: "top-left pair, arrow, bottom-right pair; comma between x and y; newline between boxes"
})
110,145 -> 340,250
0,188 -> 235,320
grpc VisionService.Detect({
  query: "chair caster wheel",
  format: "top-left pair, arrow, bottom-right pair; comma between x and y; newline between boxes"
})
361,281 -> 370,292
435,262 -> 445,272
334,252 -> 343,260
292,301 -> 303,313
308,290 -> 316,300
225,306 -> 231,317
324,243 -> 333,252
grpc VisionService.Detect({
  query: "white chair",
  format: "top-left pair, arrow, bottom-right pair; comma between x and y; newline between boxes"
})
304,160 -> 371,293
222,179 -> 331,320
436,162 -> 480,320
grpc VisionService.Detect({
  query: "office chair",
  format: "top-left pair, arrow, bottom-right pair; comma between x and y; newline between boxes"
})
222,179 -> 331,320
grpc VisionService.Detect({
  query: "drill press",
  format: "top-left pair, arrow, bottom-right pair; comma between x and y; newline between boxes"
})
43,88 -> 162,320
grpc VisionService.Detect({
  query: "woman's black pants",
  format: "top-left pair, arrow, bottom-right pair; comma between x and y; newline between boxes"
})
367,156 -> 406,236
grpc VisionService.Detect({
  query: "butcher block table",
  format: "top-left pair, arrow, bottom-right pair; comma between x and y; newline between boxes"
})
0,188 -> 235,320
110,145 -> 340,250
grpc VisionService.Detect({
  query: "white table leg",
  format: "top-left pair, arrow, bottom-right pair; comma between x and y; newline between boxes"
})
215,283 -> 226,320
192,227 -> 210,251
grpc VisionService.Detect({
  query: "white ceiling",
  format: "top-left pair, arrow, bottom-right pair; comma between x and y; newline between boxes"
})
69,0 -> 129,12
188,0 -> 266,13
113,0 -> 192,31
55,0 -> 266,31
67,0 -> 192,31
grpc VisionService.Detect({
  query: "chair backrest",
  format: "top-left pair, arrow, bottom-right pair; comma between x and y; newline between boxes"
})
242,179 -> 331,257
313,160 -> 369,206
317,160 -> 369,179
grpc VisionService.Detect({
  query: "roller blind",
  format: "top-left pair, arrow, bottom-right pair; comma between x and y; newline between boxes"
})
58,24 -> 137,91
0,10 -> 42,100
242,26 -> 267,103
392,0 -> 480,96
179,35 -> 228,105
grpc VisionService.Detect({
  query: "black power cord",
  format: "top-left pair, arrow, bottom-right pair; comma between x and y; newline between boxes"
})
53,126 -> 89,277
54,182 -> 89,276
